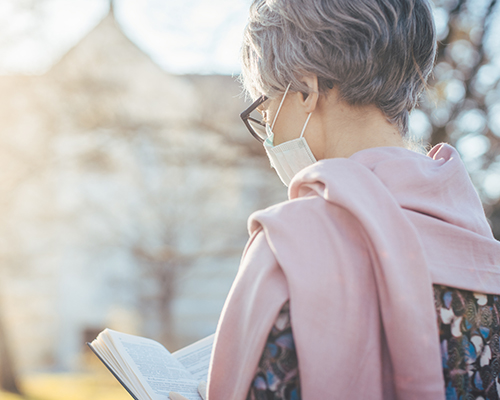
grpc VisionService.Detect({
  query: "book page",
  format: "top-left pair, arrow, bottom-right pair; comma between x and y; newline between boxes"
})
173,334 -> 215,381
104,330 -> 202,400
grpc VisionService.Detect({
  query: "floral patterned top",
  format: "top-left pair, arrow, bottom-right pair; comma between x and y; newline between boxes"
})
246,286 -> 500,400
246,301 -> 300,400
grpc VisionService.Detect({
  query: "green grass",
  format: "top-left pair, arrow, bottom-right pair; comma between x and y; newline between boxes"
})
0,371 -> 129,400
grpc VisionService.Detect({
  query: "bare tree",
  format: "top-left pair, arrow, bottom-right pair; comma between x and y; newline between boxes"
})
0,305 -> 21,394
421,0 -> 500,236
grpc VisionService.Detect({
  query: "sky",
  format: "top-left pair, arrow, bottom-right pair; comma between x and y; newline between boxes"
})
3,0 -> 497,76
0,0 -> 250,75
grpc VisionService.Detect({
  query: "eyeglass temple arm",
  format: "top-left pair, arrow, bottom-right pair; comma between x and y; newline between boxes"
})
239,95 -> 268,120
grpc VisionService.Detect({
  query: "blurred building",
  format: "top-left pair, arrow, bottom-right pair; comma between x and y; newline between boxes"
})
0,9 -> 286,371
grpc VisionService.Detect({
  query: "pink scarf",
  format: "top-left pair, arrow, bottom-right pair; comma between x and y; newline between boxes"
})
207,144 -> 500,400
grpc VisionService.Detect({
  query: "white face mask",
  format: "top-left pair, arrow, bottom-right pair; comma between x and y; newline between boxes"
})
263,84 -> 317,186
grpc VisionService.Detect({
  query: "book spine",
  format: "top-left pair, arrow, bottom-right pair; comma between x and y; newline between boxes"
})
87,342 -> 142,400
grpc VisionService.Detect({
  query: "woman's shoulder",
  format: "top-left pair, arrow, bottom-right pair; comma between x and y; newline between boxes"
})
249,193 -> 331,228
248,193 -> 367,249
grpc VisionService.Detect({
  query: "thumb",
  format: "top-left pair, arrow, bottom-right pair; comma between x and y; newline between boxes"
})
198,381 -> 207,400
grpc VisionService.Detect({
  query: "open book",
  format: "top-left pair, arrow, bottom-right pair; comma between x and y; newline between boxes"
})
87,329 -> 214,400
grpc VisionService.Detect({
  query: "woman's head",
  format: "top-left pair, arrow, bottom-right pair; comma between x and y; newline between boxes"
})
241,0 -> 437,136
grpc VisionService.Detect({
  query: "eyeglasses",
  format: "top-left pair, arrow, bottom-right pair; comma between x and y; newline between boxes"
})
240,95 -> 269,143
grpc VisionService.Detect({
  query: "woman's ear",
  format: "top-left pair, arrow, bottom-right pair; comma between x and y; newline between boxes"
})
296,75 -> 319,113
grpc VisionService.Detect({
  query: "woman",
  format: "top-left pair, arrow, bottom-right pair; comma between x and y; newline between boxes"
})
171,0 -> 500,399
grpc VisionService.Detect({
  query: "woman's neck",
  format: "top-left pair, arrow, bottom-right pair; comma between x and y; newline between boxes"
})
311,92 -> 406,160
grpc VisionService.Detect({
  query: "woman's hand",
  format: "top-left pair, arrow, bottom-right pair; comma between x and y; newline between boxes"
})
168,381 -> 206,400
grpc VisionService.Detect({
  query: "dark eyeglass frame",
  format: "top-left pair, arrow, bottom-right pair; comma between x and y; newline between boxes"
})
239,95 -> 269,143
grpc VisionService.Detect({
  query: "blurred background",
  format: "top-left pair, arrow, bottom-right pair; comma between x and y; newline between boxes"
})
0,0 -> 498,398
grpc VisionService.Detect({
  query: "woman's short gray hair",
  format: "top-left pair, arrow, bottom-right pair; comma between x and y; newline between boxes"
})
240,0 -> 437,135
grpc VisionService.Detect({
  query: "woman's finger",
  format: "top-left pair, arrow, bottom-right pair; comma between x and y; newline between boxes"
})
198,381 -> 207,400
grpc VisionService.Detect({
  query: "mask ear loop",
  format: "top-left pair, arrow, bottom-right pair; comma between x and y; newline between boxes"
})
300,113 -> 313,138
271,83 -> 292,130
